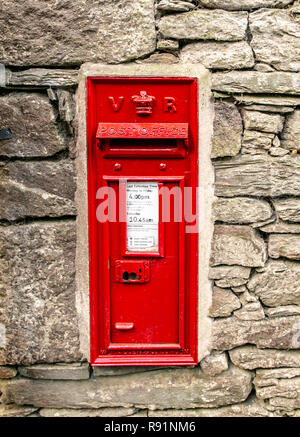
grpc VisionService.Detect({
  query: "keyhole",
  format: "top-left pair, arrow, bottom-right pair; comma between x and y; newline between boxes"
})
129,272 -> 137,281
122,271 -> 129,281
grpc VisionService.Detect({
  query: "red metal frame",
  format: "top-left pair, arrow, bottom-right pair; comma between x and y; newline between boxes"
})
86,76 -> 198,366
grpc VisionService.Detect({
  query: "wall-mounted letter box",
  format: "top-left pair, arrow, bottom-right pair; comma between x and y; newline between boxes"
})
87,76 -> 198,366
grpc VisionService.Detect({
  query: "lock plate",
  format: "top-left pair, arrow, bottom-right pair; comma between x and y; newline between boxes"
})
115,260 -> 150,283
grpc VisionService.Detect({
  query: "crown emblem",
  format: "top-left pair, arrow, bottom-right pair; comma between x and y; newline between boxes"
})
131,90 -> 156,115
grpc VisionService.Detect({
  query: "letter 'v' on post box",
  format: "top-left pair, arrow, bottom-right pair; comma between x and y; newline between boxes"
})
85,65 -> 209,366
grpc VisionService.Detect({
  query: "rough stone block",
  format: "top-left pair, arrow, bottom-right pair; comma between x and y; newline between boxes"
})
242,130 -> 274,155
210,225 -> 267,268
269,234 -> 300,260
197,0 -> 294,10
159,10 -> 248,41
229,346 -> 300,370
254,369 -> 300,411
148,395 -> 280,417
242,110 -> 284,134
3,366 -> 252,409
260,222 -> 300,234
0,160 -> 76,220
18,363 -> 89,380
0,366 -> 17,379
200,351 -> 228,376
0,93 -> 65,157
234,292 -> 265,321
213,315 -> 300,351
0,1 -> 156,66
6,69 -> 78,88
0,221 -> 82,365
214,154 -> 300,197
265,306 -> 300,318
248,260 -> 300,307
249,9 -> 300,72
39,407 -> 138,417
274,198 -> 300,223
0,404 -> 38,417
211,102 -> 242,158
157,0 -> 195,12
209,287 -> 241,318
209,265 -> 251,288
180,41 -> 254,70
212,71 -> 300,95
93,366 -> 172,377
282,110 -> 300,151
213,197 -> 273,224
157,39 -> 179,52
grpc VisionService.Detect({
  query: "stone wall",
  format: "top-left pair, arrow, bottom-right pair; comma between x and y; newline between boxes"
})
0,0 -> 300,417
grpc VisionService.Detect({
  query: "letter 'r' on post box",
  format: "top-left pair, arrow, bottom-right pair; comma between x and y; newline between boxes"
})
86,68 -> 203,366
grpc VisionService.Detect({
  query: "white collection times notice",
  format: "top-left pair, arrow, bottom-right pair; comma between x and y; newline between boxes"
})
126,182 -> 159,252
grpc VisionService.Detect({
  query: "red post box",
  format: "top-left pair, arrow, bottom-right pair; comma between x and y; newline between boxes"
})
87,76 -> 198,366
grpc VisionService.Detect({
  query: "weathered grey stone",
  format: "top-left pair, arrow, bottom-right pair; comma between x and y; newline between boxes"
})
3,366 -> 252,409
215,154 -> 300,197
209,287 -> 241,318
249,9 -> 300,72
159,10 -> 248,41
212,71 -> 300,95
234,95 -> 300,107
213,315 -> 300,351
248,260 -> 300,307
254,63 -> 275,73
0,404 -> 38,417
0,1 -> 156,66
260,221 -> 300,234
265,306 -> 300,318
149,397 -> 280,416
0,93 -> 65,158
269,147 -> 289,157
214,155 -> 271,197
136,52 -> 179,64
254,369 -> 300,411
282,110 -> 300,151
232,285 -> 248,294
213,197 -> 273,224
180,41 -> 254,69
242,130 -> 274,154
198,0 -> 294,10
93,366 -> 174,377
0,366 -> 17,379
0,160 -> 76,220
18,363 -> 89,380
242,110 -> 284,134
210,225 -> 267,268
268,396 -> 300,411
200,351 -> 228,376
211,102 -> 242,158
234,303 -> 265,321
57,90 -> 75,125
6,69 -> 78,87
0,221 -> 82,365
243,104 -> 294,114
234,292 -> 265,321
40,407 -> 137,417
157,39 -> 179,52
274,198 -> 300,222
269,234 -> 300,260
229,346 -> 300,370
157,0 -> 195,12
209,265 -> 251,288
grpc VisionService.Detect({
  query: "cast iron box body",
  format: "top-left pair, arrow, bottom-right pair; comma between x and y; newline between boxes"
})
87,76 -> 198,366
